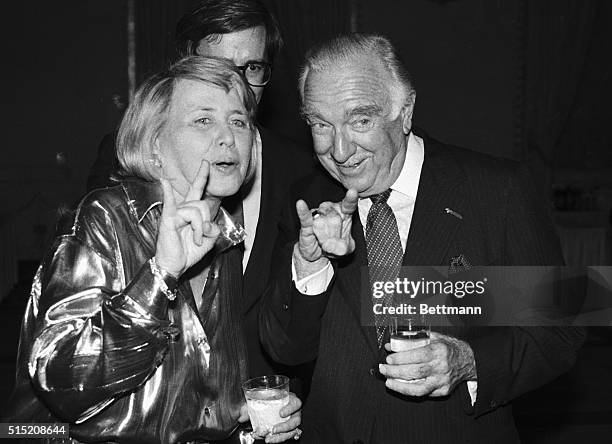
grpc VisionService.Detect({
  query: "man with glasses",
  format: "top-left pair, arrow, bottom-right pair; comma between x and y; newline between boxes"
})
87,0 -> 314,395
174,0 -> 276,103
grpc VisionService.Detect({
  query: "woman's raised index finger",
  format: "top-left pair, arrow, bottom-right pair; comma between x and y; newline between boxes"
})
160,177 -> 176,216
186,159 -> 210,201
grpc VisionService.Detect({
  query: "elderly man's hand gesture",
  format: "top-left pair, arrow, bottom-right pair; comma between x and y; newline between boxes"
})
155,160 -> 220,278
293,189 -> 358,279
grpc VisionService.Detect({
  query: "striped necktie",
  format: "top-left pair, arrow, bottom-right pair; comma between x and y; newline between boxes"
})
365,189 -> 403,347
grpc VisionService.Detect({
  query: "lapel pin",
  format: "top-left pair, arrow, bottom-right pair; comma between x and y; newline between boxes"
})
444,207 -> 463,220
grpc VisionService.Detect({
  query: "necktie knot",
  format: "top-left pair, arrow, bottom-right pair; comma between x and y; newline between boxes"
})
369,189 -> 392,205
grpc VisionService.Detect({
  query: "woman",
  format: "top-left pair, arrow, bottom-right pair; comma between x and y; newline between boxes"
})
5,56 -> 300,443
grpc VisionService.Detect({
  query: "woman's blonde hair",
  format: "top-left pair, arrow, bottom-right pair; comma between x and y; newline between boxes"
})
116,56 -> 258,182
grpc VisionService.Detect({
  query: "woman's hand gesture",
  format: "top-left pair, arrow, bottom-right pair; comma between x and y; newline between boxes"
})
155,160 -> 220,278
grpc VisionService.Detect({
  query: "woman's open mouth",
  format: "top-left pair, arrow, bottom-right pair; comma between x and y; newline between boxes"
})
212,160 -> 239,173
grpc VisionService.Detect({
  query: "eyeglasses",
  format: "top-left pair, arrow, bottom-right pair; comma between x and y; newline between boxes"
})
236,62 -> 272,87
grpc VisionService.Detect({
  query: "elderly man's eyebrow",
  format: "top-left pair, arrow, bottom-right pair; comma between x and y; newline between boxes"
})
299,106 -> 319,120
346,104 -> 383,118
242,59 -> 267,65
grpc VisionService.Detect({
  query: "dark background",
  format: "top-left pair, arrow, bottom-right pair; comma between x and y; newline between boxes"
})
1,1 -> 611,442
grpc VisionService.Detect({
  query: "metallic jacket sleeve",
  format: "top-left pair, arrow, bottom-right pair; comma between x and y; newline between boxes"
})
27,195 -> 173,424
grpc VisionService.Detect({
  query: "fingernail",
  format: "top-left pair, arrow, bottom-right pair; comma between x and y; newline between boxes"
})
378,363 -> 385,373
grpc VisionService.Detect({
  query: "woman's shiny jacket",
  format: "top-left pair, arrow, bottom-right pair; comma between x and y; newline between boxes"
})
4,179 -> 248,443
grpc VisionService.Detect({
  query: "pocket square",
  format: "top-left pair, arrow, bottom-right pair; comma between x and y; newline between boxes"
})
449,254 -> 472,274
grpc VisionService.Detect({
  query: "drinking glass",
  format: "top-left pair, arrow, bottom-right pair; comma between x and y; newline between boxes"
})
242,375 -> 290,435
389,315 -> 431,352
388,316 -> 431,383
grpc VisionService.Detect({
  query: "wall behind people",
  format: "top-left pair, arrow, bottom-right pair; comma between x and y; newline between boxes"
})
362,0 -> 519,160
134,0 -> 192,81
1,1 -> 127,277
134,0 -> 604,167
2,0 -> 610,293
258,0 -> 354,148
543,1 -> 612,177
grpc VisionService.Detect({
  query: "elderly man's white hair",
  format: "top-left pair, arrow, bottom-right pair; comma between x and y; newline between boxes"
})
298,33 -> 415,117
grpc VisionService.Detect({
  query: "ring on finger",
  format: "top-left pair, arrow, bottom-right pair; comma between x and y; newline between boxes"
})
293,428 -> 302,440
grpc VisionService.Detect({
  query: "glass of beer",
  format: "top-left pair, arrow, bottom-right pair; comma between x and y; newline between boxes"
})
242,375 -> 290,436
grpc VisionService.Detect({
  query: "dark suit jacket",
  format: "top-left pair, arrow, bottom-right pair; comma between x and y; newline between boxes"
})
86,127 -> 315,383
260,130 -> 585,443
239,127 -> 315,382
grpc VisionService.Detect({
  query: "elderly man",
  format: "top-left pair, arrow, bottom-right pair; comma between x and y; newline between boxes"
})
260,34 -> 585,443
87,0 -> 314,387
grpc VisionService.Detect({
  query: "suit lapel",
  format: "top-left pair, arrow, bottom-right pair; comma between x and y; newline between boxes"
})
242,128 -> 279,312
335,214 -> 382,357
403,137 -> 467,267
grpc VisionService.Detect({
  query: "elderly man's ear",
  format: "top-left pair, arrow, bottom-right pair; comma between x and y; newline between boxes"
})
401,92 -> 416,134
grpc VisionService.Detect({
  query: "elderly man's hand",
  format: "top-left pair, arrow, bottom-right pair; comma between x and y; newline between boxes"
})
252,392 -> 302,443
379,331 -> 477,397
293,189 -> 358,279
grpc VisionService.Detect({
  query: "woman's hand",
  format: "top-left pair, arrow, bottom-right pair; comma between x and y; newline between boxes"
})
253,392 -> 302,443
155,160 -> 220,277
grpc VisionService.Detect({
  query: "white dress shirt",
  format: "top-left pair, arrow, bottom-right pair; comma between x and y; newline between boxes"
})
241,130 -> 263,272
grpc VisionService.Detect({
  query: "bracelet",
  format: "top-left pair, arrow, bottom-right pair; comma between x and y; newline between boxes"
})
149,257 -> 178,301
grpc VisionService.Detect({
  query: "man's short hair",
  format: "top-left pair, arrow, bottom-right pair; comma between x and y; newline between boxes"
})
176,0 -> 283,64
116,56 -> 257,182
298,34 -> 415,114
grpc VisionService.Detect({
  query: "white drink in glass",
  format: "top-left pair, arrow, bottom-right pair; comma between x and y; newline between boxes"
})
389,328 -> 430,352
242,375 -> 290,435
388,317 -> 430,383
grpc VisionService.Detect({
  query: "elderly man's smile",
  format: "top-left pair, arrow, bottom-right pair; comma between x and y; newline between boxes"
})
336,157 -> 370,176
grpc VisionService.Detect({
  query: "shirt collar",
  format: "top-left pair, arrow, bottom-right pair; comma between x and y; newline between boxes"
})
121,178 -> 163,223
389,131 -> 424,199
